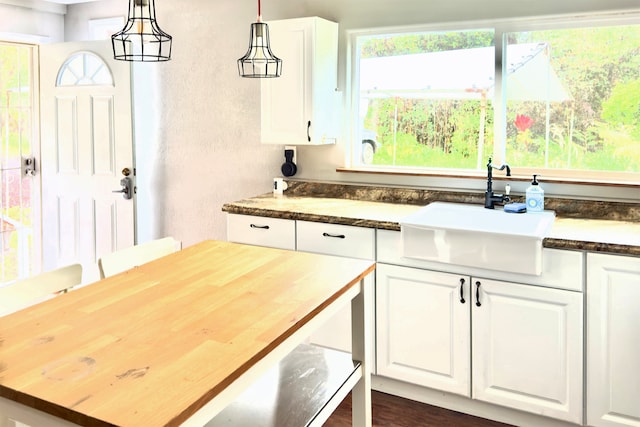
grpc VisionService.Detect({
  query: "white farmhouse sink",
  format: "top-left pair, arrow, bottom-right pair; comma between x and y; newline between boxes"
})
400,202 -> 556,275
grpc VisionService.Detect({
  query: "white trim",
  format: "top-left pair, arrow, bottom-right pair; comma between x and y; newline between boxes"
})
0,32 -> 50,44
373,375 -> 581,427
88,16 -> 125,41
0,0 -> 66,15
346,9 -> 640,37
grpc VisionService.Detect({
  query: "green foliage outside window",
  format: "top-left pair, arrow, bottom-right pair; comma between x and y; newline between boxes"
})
357,23 -> 640,176
1,42 -> 34,284
505,26 -> 640,173
360,30 -> 494,169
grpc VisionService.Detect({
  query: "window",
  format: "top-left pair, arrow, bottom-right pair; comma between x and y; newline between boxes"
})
351,13 -> 640,183
504,25 -> 640,177
0,42 -> 37,284
56,51 -> 113,87
356,29 -> 495,169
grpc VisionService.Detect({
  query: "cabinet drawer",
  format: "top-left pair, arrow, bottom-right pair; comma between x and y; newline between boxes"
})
297,221 -> 374,355
378,229 -> 583,291
296,221 -> 375,260
226,214 -> 295,250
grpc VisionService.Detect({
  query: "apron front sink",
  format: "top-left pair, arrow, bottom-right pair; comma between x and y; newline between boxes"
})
400,202 -> 556,275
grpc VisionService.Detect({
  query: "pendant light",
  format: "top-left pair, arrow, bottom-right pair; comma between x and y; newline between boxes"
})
111,0 -> 172,62
238,0 -> 282,78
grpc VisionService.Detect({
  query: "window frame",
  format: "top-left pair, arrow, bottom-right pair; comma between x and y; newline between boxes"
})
346,10 -> 640,185
0,41 -> 41,284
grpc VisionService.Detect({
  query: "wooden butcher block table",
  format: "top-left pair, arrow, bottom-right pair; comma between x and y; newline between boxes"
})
0,240 -> 375,427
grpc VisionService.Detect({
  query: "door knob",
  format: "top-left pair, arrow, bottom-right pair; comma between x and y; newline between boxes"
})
113,177 -> 133,200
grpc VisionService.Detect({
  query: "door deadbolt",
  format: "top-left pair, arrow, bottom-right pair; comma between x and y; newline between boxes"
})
122,167 -> 131,177
112,177 -> 133,200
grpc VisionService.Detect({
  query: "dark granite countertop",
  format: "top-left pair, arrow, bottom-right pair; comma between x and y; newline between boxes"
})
222,181 -> 640,257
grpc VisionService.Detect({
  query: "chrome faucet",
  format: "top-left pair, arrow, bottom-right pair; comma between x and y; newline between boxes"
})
485,157 -> 511,209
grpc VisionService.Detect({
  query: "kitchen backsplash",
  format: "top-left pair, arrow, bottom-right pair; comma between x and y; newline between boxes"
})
283,180 -> 640,222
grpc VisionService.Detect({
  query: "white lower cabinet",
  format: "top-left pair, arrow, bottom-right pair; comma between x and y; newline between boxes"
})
296,220 -> 375,260
226,214 -> 296,250
587,253 -> 640,427
376,229 -> 584,424
296,221 -> 376,354
472,278 -> 583,424
225,214 -> 374,355
376,264 -> 470,396
225,215 -> 593,424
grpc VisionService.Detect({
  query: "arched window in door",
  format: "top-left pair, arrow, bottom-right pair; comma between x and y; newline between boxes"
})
56,52 -> 113,87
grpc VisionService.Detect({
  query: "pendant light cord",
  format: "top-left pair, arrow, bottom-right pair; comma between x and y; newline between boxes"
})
257,0 -> 262,22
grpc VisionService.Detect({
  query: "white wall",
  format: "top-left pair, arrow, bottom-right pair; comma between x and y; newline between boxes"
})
63,0 -> 124,42
66,0 -> 296,246
62,0 -> 639,247
0,1 -> 64,43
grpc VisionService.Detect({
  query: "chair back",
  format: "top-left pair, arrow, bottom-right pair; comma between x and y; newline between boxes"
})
0,263 -> 83,316
98,237 -> 181,279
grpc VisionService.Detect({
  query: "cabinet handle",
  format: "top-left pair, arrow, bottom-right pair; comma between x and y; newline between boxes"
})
307,120 -> 311,142
459,278 -> 466,304
475,281 -> 482,307
322,232 -> 345,239
250,224 -> 270,230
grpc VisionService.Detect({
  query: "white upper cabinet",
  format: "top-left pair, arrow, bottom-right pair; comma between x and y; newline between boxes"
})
261,17 -> 339,145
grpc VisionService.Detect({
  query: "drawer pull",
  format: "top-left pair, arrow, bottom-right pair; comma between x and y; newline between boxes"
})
475,281 -> 482,307
459,278 -> 466,304
250,224 -> 270,230
322,232 -> 345,239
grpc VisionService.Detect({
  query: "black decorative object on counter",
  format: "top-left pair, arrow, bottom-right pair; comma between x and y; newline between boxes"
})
281,149 -> 297,177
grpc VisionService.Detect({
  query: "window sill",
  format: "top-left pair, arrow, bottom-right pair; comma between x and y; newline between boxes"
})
336,167 -> 640,189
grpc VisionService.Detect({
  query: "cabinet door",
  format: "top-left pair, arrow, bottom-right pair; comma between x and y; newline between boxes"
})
376,263 -> 471,396
587,253 -> 640,427
261,17 -> 338,145
472,278 -> 583,424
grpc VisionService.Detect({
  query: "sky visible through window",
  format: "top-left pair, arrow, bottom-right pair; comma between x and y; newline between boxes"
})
355,21 -> 640,181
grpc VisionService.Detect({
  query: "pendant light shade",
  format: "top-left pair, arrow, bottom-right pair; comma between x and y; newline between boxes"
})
238,0 -> 282,78
111,0 -> 172,62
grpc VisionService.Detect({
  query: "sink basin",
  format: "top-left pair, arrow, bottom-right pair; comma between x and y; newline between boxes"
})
400,202 -> 556,275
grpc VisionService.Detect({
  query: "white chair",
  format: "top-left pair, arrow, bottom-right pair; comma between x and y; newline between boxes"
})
0,263 -> 82,316
98,237 -> 181,279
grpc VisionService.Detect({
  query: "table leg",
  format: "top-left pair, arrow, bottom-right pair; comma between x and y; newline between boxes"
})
351,276 -> 373,427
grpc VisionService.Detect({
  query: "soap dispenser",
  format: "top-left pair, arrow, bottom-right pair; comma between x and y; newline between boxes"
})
526,174 -> 544,213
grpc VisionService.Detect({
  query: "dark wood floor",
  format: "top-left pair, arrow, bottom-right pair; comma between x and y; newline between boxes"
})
324,391 -> 515,427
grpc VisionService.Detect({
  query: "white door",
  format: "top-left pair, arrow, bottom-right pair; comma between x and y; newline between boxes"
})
587,253 -> 640,427
39,41 -> 134,284
472,278 -> 583,424
376,264 -> 471,396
